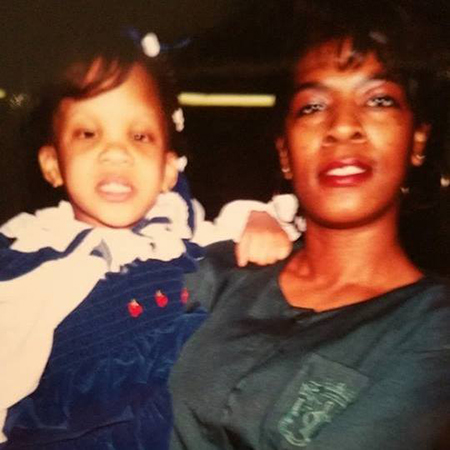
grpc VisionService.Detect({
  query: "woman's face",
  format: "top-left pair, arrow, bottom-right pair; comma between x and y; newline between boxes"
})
278,39 -> 429,229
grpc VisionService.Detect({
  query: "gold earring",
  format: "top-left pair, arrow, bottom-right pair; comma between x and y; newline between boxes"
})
279,147 -> 292,180
281,165 -> 293,180
412,153 -> 426,164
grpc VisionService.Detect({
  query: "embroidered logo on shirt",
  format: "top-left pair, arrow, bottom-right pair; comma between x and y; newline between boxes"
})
278,380 -> 356,447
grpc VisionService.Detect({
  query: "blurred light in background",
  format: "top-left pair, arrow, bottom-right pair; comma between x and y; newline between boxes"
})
178,92 -> 276,107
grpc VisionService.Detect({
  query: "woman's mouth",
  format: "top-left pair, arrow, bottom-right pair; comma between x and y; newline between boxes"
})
319,159 -> 372,187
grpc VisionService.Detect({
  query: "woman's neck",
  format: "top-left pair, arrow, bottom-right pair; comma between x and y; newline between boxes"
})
281,209 -> 423,311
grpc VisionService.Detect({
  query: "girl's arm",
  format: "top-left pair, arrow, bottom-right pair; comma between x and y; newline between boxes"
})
191,194 -> 302,266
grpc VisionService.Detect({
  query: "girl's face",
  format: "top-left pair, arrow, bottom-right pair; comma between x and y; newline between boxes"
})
278,39 -> 429,229
39,63 -> 177,228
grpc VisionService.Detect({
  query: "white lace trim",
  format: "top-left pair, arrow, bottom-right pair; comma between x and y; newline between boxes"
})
0,191 -> 193,266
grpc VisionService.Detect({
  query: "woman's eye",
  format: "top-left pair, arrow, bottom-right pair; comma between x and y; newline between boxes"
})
296,102 -> 326,116
366,95 -> 398,108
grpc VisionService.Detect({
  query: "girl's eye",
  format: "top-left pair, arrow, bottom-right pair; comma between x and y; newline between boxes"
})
74,129 -> 96,139
296,102 -> 326,116
133,133 -> 152,143
366,95 -> 398,108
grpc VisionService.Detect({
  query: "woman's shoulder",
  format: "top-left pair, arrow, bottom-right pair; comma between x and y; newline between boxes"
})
203,240 -> 237,268
393,276 -> 450,352
410,275 -> 450,312
186,240 -> 284,311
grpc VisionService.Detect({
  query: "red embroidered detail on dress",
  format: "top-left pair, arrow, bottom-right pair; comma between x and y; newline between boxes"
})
155,290 -> 168,307
128,299 -> 143,317
181,287 -> 189,304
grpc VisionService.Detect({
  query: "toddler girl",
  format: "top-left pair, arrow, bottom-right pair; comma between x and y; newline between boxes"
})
0,31 -> 296,449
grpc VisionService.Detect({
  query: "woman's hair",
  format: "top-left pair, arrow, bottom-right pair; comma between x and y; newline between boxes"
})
273,0 -> 450,273
274,0 -> 448,130
273,0 -> 449,188
25,28 -> 185,155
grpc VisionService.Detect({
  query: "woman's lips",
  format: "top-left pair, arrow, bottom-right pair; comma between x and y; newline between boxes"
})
97,178 -> 134,201
319,159 -> 372,187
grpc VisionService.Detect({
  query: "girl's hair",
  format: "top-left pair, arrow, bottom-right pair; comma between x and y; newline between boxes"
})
25,28 -> 186,155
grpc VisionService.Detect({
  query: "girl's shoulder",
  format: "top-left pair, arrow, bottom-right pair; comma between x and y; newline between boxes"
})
0,202 -> 88,280
0,201 -> 88,254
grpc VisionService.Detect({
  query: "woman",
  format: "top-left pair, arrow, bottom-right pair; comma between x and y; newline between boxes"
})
169,1 -> 450,449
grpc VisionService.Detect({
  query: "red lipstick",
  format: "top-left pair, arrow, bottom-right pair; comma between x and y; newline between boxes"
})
319,158 -> 372,187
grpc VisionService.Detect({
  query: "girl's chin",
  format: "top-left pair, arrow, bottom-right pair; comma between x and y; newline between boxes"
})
74,211 -> 143,229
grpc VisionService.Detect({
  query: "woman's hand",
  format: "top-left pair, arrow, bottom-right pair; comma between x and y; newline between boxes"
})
235,211 -> 292,267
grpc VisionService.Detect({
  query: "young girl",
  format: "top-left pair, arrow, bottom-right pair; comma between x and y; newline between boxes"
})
0,31 -> 295,449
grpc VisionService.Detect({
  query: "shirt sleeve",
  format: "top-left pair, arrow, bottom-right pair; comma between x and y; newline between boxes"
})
185,241 -> 239,311
0,248 -> 107,442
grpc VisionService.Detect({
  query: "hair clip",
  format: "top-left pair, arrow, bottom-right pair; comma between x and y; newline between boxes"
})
141,33 -> 161,57
172,108 -> 185,132
176,156 -> 188,172
369,31 -> 388,44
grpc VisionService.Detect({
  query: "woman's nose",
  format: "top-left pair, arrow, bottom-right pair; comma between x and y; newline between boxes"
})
323,104 -> 366,146
99,142 -> 132,164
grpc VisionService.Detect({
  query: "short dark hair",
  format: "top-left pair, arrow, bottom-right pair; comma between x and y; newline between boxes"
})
25,28 -> 184,154
273,0 -> 449,196
274,0 -> 446,128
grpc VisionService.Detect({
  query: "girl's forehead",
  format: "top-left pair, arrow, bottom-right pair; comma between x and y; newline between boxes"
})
58,64 -> 163,116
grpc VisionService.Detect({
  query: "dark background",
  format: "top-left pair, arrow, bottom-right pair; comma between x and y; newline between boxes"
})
0,0 -> 449,275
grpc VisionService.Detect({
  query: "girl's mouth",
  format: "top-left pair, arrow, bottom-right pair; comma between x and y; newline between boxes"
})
319,159 -> 372,187
97,179 -> 134,201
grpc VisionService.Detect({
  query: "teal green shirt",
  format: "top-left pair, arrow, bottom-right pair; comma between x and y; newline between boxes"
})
170,241 -> 450,450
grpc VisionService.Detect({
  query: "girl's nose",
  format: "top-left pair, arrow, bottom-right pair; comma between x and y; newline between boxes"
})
99,142 -> 132,164
323,104 -> 366,146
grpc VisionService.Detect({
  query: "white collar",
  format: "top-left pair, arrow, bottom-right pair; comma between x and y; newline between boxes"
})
0,192 -> 193,263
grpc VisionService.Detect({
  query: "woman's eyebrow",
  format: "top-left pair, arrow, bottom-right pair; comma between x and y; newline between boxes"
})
292,72 -> 402,95
361,71 -> 401,86
292,82 -> 326,94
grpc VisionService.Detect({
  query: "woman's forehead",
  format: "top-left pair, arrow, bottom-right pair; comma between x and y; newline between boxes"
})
293,38 -> 391,86
297,39 -> 380,72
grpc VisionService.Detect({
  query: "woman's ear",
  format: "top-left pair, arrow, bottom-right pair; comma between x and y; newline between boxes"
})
38,145 -> 64,188
276,137 -> 293,180
161,151 -> 179,192
410,123 -> 431,167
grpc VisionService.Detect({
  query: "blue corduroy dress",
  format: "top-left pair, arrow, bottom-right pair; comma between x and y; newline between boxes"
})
1,176 -> 207,450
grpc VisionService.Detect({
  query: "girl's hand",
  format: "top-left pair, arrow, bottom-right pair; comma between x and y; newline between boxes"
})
236,211 -> 292,267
